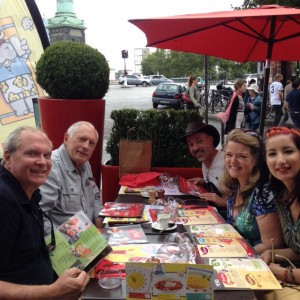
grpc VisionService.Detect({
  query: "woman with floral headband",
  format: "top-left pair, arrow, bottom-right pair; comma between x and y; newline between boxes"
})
221,129 -> 283,254
261,127 -> 300,285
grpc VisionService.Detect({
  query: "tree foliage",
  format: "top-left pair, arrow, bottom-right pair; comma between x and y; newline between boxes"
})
234,0 -> 300,9
141,50 -> 256,80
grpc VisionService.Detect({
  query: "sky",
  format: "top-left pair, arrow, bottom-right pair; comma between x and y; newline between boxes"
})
35,0 -> 244,71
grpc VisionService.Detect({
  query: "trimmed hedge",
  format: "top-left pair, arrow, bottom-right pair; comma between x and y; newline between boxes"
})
106,109 -> 202,167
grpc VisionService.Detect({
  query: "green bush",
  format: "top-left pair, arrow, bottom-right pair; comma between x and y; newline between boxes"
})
106,109 -> 202,167
36,40 -> 109,99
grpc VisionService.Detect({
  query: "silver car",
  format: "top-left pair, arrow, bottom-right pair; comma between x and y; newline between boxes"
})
118,74 -> 151,87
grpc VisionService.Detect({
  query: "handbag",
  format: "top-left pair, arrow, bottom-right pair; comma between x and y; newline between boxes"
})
119,128 -> 152,178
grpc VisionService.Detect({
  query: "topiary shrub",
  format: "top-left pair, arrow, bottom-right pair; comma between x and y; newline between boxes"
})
106,109 -> 202,168
36,40 -> 109,99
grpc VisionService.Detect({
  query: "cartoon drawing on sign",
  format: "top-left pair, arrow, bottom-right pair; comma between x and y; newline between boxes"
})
0,16 -> 41,123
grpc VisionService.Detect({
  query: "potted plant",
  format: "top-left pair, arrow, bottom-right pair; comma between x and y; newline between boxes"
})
102,108 -> 203,203
35,40 -> 110,185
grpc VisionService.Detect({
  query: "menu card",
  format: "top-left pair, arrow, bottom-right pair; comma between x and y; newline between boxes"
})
103,224 -> 149,246
189,224 -> 242,238
178,207 -> 224,225
45,211 -> 111,276
99,202 -> 145,217
125,262 -> 214,300
203,258 -> 282,291
197,238 -> 256,258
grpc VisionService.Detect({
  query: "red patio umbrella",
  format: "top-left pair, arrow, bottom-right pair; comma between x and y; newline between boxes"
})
129,5 -> 300,136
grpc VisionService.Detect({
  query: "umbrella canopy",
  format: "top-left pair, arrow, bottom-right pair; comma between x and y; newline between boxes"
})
129,4 -> 300,63
129,5 -> 300,135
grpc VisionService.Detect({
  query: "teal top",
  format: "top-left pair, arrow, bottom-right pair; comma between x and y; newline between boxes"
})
227,183 -> 276,246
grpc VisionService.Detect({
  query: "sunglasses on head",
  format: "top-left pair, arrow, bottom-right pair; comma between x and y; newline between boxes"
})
242,129 -> 260,139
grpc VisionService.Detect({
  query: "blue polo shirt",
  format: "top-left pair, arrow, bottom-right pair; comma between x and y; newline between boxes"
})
0,166 -> 54,285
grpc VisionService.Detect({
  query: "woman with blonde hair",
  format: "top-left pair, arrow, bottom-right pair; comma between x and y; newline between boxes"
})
216,79 -> 247,134
222,129 -> 284,254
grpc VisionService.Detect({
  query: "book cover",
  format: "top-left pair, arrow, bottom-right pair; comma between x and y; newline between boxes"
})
99,202 -> 145,217
44,211 -> 112,276
103,224 -> 149,246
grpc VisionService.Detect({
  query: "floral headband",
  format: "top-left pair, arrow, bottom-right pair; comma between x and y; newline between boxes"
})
265,127 -> 300,139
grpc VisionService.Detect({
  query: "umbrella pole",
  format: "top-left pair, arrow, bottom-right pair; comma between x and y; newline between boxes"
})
259,63 -> 271,137
204,55 -> 209,124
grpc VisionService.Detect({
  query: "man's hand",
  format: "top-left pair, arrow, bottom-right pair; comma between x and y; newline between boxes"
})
199,193 -> 226,208
95,217 -> 103,228
188,177 -> 205,186
50,268 -> 90,300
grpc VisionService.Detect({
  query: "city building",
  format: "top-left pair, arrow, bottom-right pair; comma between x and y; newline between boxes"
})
134,48 -> 150,74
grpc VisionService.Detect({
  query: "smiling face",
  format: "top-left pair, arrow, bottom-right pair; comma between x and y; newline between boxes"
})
64,123 -> 98,169
187,132 -> 215,165
225,141 -> 256,186
266,134 -> 300,190
4,130 -> 52,197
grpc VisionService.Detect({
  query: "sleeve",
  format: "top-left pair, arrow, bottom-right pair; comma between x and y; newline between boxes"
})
0,193 -> 20,267
252,184 -> 276,217
39,163 -> 61,234
253,96 -> 262,112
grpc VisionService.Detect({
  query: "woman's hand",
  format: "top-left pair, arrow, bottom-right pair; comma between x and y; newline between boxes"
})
188,177 -> 205,185
199,193 -> 226,208
268,263 -> 286,281
260,249 -> 272,265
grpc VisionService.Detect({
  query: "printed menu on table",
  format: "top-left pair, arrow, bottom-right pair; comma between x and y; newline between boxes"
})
103,224 -> 149,246
126,262 -> 214,300
188,224 -> 242,238
104,211 -> 150,225
99,202 -> 145,217
197,238 -> 256,258
178,207 -> 224,225
203,258 -> 282,291
45,211 -> 112,276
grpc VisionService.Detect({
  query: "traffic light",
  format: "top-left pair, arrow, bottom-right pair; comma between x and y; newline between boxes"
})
121,49 -> 128,59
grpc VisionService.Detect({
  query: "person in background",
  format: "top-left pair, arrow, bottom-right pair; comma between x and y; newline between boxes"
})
187,75 -> 201,109
215,79 -> 247,134
269,74 -> 284,126
286,79 -> 300,129
0,126 -> 89,299
261,127 -> 300,284
179,120 -> 226,209
243,78 -> 257,106
40,121 -> 102,235
279,75 -> 297,127
221,129 -> 284,254
244,83 -> 262,131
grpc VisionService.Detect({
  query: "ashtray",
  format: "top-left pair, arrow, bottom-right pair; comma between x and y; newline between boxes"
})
97,269 -> 122,289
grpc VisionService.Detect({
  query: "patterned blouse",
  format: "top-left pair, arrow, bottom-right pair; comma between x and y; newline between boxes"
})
227,183 -> 276,246
276,201 -> 300,254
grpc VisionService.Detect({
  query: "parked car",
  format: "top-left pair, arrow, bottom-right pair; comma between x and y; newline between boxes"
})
152,83 -> 186,109
149,75 -> 173,85
118,74 -> 151,87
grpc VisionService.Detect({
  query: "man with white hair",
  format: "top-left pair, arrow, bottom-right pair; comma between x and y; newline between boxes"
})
40,121 -> 102,234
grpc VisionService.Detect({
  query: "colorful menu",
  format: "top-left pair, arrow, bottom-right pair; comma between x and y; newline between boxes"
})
189,224 -> 242,238
177,176 -> 207,196
203,258 -> 282,291
178,207 -> 224,225
197,238 -> 256,258
45,211 -> 111,276
126,262 -> 214,300
104,211 -> 150,225
103,224 -> 149,246
99,202 -> 145,217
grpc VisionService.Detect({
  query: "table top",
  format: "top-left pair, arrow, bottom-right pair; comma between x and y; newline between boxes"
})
82,194 -> 259,299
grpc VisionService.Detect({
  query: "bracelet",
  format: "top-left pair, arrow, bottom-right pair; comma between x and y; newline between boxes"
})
283,268 -> 289,283
288,266 -> 296,285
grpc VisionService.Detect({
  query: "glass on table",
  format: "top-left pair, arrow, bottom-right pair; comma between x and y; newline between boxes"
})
97,269 -> 122,289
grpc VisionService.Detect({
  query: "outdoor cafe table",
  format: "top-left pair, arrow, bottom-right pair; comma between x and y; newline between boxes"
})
82,191 -> 260,300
